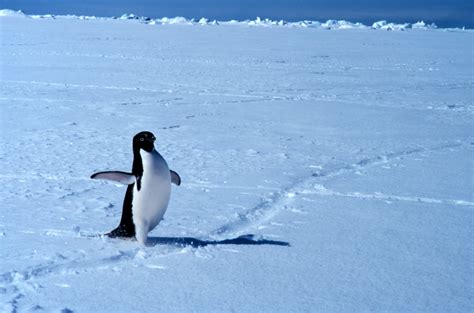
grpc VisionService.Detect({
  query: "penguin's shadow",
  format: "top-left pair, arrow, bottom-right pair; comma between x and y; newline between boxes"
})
147,234 -> 290,248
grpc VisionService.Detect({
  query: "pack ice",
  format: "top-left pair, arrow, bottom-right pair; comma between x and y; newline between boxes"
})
0,9 -> 472,313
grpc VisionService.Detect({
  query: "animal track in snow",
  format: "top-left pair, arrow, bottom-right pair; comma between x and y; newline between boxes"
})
312,141 -> 464,179
212,141 -> 469,237
302,184 -> 474,207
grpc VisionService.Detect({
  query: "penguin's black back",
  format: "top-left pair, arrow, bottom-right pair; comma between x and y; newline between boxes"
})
106,152 -> 141,238
106,184 -> 136,238
107,131 -> 155,238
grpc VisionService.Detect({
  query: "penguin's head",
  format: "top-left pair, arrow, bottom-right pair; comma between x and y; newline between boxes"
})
133,131 -> 156,153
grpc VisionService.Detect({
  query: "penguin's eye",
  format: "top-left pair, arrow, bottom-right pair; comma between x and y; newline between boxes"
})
140,138 -> 144,142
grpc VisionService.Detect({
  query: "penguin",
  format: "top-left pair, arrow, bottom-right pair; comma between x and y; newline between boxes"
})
90,131 -> 181,244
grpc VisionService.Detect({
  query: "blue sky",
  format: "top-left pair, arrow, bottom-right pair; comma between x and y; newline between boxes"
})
1,0 -> 472,27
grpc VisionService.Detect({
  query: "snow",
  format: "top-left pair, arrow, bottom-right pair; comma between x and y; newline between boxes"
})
0,9 -> 446,30
1,10 -> 473,313
0,9 -> 27,18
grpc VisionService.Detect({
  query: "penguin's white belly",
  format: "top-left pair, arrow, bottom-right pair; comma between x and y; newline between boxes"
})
132,149 -> 171,243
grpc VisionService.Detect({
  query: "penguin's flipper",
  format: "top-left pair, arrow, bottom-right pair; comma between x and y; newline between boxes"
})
90,171 -> 136,185
170,170 -> 181,186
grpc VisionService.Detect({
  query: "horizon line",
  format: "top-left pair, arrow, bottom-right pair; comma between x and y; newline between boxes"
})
2,8 -> 471,30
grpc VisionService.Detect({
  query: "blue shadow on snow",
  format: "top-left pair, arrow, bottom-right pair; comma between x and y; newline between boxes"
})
147,234 -> 290,248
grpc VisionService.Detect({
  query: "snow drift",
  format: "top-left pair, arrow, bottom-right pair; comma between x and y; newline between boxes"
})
0,9 -> 446,30
0,8 -> 472,313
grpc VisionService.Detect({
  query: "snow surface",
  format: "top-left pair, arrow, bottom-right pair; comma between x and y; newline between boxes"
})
0,9 -> 445,30
0,10 -> 473,313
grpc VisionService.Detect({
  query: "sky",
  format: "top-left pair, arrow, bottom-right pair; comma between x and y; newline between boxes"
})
0,0 -> 472,28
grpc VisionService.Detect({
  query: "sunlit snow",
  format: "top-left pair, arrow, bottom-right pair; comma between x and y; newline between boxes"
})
0,9 -> 473,313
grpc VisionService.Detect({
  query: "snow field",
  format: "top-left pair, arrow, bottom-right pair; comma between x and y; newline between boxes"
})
0,11 -> 473,312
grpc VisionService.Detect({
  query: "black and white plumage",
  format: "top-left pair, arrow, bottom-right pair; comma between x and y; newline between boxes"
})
91,131 -> 181,244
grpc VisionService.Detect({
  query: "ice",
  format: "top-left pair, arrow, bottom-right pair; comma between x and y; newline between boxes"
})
0,9 -> 27,18
0,10 -> 452,30
0,10 -> 472,313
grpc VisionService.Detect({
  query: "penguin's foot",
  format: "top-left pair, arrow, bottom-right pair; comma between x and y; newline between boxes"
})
106,226 -> 135,238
